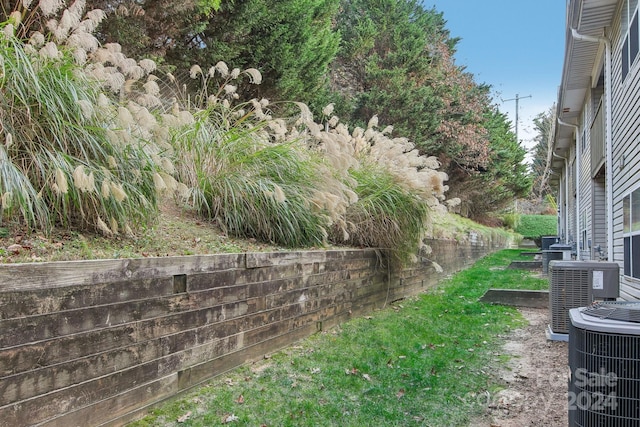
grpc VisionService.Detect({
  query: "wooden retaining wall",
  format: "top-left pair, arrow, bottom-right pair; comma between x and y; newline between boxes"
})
0,237 -> 505,426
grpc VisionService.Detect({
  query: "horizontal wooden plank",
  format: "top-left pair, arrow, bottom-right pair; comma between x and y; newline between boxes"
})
0,276 -> 175,320
39,373 -> 179,427
0,254 -> 246,292
0,295 -> 258,375
0,292 -> 202,348
479,289 -> 550,309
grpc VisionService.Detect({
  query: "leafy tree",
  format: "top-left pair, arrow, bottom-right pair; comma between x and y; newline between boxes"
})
333,0 -> 535,222
449,108 -> 531,220
333,0 -> 491,170
529,107 -> 556,201
87,0 -> 339,107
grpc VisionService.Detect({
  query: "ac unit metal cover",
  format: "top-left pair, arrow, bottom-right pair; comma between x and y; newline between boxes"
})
582,301 -> 640,323
549,261 -> 619,335
569,308 -> 640,426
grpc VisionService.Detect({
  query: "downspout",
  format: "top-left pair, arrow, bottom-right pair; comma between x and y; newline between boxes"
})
570,28 -> 613,261
552,149 -> 571,250
557,118 -> 579,258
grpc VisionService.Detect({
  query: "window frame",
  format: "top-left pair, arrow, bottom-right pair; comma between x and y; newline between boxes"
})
580,210 -> 587,251
622,0 -> 640,81
623,186 -> 640,279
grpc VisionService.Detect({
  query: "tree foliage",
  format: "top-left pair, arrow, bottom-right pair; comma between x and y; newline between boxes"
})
529,107 -> 556,201
333,0 -> 491,170
332,0 -> 530,221
5,0 -> 534,222
86,0 -> 340,106
449,108 -> 532,220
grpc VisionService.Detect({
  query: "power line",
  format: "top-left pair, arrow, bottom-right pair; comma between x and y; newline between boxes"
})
502,94 -> 532,143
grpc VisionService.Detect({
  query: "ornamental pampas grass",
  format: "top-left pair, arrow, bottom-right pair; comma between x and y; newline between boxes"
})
96,217 -> 112,235
243,68 -> 262,84
3,24 -> 14,37
214,61 -> 229,77
322,103 -> 334,117
39,41 -> 62,59
101,179 -> 111,198
190,65 -> 203,79
39,0 -> 65,17
76,99 -> 93,119
29,31 -> 45,47
137,93 -> 162,108
139,58 -> 156,73
153,172 -> 166,192
0,0 -> 164,235
66,32 -> 99,54
91,48 -> 113,64
105,71 -> 125,93
109,217 -> 119,234
80,9 -> 106,33
110,182 -> 127,202
117,106 -> 135,128
55,168 -> 68,194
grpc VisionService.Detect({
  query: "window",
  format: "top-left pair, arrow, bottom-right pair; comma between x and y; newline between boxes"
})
623,0 -> 640,81
581,109 -> 587,153
580,210 -> 587,251
623,188 -> 640,278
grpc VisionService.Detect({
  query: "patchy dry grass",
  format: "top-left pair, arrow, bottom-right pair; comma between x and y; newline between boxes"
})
0,200 -> 298,264
0,200 -> 515,265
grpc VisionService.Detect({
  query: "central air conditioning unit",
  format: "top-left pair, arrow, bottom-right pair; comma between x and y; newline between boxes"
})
548,261 -> 619,340
569,304 -> 640,426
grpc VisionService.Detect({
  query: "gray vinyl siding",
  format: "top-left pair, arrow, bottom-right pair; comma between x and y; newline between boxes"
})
568,151 -> 578,243
592,175 -> 607,259
610,4 -> 640,299
580,95 -> 594,260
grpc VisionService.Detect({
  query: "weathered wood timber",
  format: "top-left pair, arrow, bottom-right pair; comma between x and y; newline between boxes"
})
0,236 -> 508,426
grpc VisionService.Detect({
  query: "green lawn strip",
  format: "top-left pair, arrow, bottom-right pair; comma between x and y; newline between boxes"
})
129,249 -> 546,427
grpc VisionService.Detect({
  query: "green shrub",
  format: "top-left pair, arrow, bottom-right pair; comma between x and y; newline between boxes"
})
501,212 -> 521,231
515,214 -> 557,243
0,33 -> 159,234
334,164 -> 429,266
171,109 -> 330,248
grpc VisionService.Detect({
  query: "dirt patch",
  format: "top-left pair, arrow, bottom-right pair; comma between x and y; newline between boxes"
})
471,307 -> 569,427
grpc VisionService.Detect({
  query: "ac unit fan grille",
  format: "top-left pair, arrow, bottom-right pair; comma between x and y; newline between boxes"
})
583,302 -> 640,323
551,268 -> 591,334
569,320 -> 640,426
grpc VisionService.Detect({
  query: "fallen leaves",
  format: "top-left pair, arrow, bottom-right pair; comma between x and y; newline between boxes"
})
345,367 -> 359,375
345,367 -> 373,382
177,411 -> 192,423
222,413 -> 239,423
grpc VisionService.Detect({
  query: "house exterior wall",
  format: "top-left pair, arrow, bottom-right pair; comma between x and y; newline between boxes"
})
610,1 -> 640,299
592,175 -> 608,258
569,150 -> 578,244
557,0 -> 640,301
579,91 -> 594,261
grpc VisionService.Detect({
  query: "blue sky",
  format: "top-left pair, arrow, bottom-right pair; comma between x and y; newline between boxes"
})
426,0 -> 567,152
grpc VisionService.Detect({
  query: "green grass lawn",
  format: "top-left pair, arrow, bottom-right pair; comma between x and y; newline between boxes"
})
129,249 -> 548,427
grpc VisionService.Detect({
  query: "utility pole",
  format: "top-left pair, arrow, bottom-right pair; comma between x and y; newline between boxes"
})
502,94 -> 532,143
